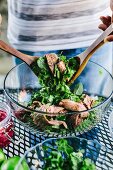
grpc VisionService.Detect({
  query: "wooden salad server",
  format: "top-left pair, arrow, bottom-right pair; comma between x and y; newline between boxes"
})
68,23 -> 113,85
0,14 -> 37,66
0,40 -> 38,65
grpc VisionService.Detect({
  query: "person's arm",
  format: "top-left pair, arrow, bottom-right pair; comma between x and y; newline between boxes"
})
98,0 -> 113,41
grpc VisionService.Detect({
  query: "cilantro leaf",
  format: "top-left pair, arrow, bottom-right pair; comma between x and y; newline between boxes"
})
74,83 -> 83,96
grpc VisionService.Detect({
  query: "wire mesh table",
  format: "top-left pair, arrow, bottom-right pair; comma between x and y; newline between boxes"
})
0,90 -> 113,169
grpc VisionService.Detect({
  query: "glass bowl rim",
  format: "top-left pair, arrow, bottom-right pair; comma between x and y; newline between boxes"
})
23,136 -> 101,153
15,136 -> 111,170
4,61 -> 113,115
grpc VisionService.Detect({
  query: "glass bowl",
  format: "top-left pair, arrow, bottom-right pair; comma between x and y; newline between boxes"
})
16,136 -> 113,170
4,61 -> 113,136
108,103 -> 113,138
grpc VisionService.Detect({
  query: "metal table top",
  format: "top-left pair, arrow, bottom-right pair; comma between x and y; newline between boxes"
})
0,90 -> 113,169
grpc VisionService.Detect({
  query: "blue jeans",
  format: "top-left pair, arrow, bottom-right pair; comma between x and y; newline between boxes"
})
14,43 -> 112,93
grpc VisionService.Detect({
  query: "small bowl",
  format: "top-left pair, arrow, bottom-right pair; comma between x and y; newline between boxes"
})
0,102 -> 14,148
4,61 -> 113,136
16,136 -> 113,170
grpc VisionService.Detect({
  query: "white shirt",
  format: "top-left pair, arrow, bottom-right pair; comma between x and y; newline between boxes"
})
7,0 -> 111,52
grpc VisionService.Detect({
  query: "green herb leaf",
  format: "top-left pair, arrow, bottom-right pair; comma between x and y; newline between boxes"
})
37,57 -> 47,69
74,83 -> 83,96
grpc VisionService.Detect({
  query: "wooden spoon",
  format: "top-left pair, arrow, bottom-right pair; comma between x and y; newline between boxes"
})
0,12 -> 39,66
0,40 -> 39,65
68,23 -> 113,85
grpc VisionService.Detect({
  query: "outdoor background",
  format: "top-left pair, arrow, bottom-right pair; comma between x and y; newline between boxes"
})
0,0 -> 13,87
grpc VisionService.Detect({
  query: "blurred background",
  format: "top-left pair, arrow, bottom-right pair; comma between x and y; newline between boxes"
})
0,0 -> 13,87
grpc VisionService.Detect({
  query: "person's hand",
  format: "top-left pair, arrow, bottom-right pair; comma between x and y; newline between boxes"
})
110,0 -> 113,22
98,15 -> 113,41
98,16 -> 111,31
98,0 -> 113,41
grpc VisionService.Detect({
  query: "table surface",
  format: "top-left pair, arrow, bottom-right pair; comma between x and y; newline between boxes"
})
0,90 -> 113,169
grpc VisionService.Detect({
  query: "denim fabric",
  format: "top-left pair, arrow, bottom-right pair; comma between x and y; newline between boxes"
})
14,43 -> 112,92
14,43 -> 112,74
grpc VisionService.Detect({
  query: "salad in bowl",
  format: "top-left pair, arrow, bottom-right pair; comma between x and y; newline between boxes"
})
4,53 -> 113,136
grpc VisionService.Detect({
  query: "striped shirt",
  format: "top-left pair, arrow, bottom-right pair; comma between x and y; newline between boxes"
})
7,0 -> 111,52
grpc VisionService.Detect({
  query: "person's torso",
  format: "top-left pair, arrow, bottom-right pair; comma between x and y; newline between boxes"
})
7,0 -> 110,51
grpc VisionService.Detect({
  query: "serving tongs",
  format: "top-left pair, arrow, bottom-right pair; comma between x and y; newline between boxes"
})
67,23 -> 113,85
0,24 -> 113,84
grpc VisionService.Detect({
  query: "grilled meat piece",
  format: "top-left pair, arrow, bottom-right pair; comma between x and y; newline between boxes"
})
31,113 -> 67,129
45,53 -> 58,73
59,99 -> 89,128
66,111 -> 89,129
31,114 -> 49,129
80,111 -> 89,118
29,102 -> 67,115
59,99 -> 87,112
38,104 -> 67,114
33,101 -> 42,106
29,101 -> 42,109
45,117 -> 67,128
66,114 -> 82,128
30,103 -> 68,129
57,60 -> 66,73
82,94 -> 94,109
